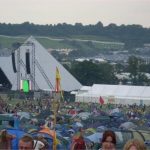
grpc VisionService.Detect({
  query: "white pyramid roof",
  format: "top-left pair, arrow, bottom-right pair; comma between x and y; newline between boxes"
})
0,36 -> 82,91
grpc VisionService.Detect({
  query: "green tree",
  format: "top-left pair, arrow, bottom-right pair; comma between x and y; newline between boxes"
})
137,73 -> 149,85
70,61 -> 117,85
127,56 -> 139,84
139,63 -> 150,73
127,56 -> 145,85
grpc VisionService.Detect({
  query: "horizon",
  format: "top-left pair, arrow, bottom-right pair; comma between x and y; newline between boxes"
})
0,0 -> 150,28
0,21 -> 147,28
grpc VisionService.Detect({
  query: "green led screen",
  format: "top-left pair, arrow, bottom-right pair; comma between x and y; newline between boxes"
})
23,80 -> 29,92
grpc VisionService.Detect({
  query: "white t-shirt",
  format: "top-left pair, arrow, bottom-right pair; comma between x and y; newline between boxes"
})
33,140 -> 45,150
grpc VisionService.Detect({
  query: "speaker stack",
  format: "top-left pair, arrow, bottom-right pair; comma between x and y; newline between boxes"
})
26,52 -> 30,74
12,52 -> 17,73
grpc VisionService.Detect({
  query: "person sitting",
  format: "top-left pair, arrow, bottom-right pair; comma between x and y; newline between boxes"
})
0,129 -> 16,150
123,138 -> 147,150
18,134 -> 34,150
100,130 -> 116,150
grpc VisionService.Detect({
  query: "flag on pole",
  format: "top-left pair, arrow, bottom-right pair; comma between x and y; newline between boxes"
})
55,67 -> 64,100
55,67 -> 61,92
99,96 -> 104,104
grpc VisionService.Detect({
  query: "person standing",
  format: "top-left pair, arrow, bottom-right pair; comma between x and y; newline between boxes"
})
100,130 -> 116,150
71,128 -> 87,150
123,139 -> 147,150
18,135 -> 34,150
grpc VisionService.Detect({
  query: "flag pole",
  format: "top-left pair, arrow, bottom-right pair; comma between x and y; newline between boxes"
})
52,67 -> 62,150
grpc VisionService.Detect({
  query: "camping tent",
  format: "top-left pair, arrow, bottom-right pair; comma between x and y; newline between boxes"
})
7,128 -> 27,150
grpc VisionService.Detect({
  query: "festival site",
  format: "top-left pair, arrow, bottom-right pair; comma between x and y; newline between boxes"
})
0,37 -> 150,150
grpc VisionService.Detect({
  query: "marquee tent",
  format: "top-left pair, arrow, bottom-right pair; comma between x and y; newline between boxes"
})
75,84 -> 150,105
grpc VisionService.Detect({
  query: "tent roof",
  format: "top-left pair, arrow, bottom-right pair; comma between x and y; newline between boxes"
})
78,84 -> 150,100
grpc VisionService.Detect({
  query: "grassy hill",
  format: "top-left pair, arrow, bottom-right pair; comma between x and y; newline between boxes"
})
0,35 -> 124,52
0,35 -> 27,48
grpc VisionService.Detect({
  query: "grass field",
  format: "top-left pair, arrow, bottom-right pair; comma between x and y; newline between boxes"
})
0,35 -> 27,48
0,35 -> 124,51
35,37 -> 75,49
71,35 -> 119,42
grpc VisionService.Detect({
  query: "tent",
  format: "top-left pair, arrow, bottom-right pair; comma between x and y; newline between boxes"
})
75,84 -> 150,105
119,122 -> 137,130
86,132 -> 103,143
7,128 -> 27,150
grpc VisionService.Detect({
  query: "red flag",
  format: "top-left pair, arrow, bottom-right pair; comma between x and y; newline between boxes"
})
99,96 -> 104,104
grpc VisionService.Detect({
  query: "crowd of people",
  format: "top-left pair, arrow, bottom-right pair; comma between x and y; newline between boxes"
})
0,96 -> 51,114
0,128 -> 148,150
0,94 -> 149,150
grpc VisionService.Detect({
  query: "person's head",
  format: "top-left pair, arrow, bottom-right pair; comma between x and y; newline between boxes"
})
123,139 -> 147,150
101,130 -> 116,150
19,135 -> 34,150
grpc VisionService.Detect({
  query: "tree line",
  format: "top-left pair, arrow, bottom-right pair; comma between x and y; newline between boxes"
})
68,56 -> 150,86
0,21 -> 150,48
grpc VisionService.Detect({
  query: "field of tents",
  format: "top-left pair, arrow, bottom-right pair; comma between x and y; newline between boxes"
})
0,96 -> 150,149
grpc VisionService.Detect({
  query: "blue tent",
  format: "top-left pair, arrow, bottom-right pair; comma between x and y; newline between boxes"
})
7,128 -> 27,150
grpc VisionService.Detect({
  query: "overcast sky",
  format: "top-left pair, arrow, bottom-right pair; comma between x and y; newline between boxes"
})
0,0 -> 150,27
